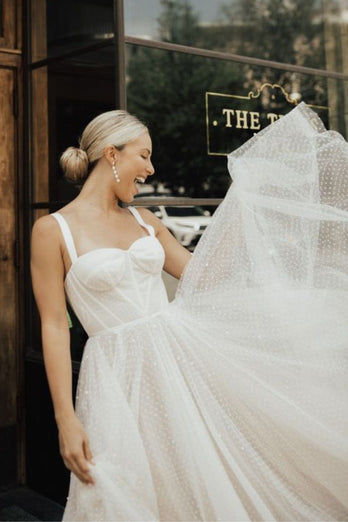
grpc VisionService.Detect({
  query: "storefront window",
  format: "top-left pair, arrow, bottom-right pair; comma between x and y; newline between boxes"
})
126,45 -> 241,197
127,43 -> 346,199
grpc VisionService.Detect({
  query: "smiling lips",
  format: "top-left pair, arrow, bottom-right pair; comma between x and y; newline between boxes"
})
135,176 -> 146,184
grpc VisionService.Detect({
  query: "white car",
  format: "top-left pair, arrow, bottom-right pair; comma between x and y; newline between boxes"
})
149,205 -> 212,248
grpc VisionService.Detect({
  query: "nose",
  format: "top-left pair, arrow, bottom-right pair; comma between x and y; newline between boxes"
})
147,160 -> 155,176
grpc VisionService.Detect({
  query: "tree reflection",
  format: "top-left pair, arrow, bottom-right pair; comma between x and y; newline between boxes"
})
222,0 -> 324,68
221,0 -> 327,107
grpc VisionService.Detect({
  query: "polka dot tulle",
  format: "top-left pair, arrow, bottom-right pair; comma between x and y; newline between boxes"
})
62,104 -> 348,521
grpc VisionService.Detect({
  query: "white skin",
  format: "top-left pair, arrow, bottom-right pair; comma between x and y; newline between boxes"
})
31,131 -> 192,485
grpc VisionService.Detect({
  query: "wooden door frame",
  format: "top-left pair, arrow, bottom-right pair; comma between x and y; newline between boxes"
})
0,0 -> 24,489
0,55 -> 25,491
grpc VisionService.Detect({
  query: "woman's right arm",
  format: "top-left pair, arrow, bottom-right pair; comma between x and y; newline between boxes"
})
31,216 -> 95,485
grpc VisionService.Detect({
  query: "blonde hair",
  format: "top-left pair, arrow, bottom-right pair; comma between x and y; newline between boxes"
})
60,110 -> 148,183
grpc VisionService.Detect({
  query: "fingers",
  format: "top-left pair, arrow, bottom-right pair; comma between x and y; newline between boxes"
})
62,451 -> 95,485
83,438 -> 95,465
73,453 -> 95,485
58,422 -> 96,485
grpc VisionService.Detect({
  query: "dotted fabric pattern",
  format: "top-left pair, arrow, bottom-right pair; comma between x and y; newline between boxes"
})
61,103 -> 347,521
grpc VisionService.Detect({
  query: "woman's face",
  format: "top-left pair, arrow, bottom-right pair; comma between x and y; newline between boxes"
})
114,132 -> 154,203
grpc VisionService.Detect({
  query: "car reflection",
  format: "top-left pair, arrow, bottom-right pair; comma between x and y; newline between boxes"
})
148,205 -> 212,250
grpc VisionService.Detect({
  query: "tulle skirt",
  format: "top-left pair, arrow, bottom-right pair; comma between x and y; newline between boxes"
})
63,103 -> 348,521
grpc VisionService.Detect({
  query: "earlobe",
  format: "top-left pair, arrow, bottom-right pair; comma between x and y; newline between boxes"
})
104,145 -> 119,165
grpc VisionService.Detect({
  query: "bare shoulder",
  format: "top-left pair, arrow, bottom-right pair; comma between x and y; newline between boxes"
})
32,213 -> 57,232
31,214 -> 61,251
32,200 -> 77,237
31,213 -> 66,283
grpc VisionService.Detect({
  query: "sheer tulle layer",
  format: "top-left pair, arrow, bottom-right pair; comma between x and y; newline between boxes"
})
64,305 -> 347,521
63,104 -> 348,521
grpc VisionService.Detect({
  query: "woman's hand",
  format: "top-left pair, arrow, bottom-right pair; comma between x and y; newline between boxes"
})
58,414 -> 95,485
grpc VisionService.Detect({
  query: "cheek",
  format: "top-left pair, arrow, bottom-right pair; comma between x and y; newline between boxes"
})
130,158 -> 144,177
121,156 -> 143,178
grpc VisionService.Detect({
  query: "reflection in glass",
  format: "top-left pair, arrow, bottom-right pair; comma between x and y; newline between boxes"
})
125,0 -> 348,74
30,0 -> 114,62
126,44 -> 239,198
31,44 -> 116,203
146,204 -> 211,248
127,43 -> 347,198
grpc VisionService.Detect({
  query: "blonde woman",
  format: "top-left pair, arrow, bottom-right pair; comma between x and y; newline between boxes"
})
31,106 -> 348,521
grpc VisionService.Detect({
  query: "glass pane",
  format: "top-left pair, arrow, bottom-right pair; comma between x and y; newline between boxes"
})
126,44 -> 348,199
31,44 -> 116,204
157,202 -> 218,300
125,0 -> 348,73
146,204 -> 213,248
30,0 -> 114,63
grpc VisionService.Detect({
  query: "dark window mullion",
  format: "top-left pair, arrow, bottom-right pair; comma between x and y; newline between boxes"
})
113,0 -> 126,109
124,35 -> 348,81
31,198 -> 223,209
29,38 -> 115,70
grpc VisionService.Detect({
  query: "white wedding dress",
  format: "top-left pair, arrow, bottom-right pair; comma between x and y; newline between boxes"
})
54,103 -> 347,521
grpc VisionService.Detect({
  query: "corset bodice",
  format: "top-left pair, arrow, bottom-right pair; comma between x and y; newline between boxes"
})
52,208 -> 169,337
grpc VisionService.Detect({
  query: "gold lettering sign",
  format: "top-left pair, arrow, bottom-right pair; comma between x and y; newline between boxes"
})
206,84 -> 329,156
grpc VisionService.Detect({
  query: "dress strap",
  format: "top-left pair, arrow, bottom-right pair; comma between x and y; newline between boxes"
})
51,212 -> 78,263
128,206 -> 155,237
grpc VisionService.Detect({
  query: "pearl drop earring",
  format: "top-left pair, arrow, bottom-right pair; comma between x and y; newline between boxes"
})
112,159 -> 120,183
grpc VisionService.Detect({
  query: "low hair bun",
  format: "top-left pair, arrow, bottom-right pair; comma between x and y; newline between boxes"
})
60,146 -> 89,183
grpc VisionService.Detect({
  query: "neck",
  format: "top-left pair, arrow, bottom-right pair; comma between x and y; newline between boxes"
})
76,162 -> 121,215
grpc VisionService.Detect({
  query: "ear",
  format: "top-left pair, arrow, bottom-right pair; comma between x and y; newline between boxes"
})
103,145 -> 120,165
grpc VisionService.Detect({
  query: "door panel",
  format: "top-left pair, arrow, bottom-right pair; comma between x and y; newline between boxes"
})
0,66 -> 18,487
0,0 -> 18,49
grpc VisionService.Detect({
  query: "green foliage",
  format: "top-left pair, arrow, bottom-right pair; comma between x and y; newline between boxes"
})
222,0 -> 325,69
221,0 -> 327,106
157,0 -> 199,45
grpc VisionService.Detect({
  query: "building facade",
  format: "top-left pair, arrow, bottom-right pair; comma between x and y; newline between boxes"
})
0,0 -> 347,503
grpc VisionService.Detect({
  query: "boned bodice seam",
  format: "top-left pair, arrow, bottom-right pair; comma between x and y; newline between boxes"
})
64,235 -> 164,283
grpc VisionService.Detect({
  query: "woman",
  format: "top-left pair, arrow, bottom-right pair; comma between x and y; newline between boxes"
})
31,106 -> 348,521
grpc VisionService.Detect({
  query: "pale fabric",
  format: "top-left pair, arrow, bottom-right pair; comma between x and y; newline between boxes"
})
53,103 -> 347,521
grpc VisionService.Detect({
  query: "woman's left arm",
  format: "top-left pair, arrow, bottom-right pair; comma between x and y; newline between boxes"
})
137,208 -> 192,280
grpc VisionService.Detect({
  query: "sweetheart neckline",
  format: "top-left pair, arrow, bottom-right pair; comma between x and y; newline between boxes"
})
64,235 -> 164,283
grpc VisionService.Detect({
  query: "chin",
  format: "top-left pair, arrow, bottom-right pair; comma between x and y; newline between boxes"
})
122,194 -> 135,204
